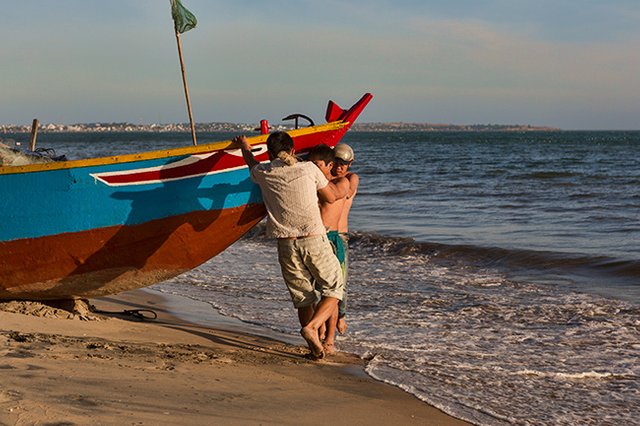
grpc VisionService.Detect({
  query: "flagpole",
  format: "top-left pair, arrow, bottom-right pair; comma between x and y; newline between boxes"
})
174,30 -> 197,146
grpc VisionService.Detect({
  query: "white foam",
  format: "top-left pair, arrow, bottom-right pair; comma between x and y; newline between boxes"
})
515,369 -> 630,380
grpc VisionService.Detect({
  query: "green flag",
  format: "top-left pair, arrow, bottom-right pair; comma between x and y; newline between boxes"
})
171,0 -> 197,34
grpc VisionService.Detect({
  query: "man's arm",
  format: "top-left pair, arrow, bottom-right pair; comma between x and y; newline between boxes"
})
346,173 -> 359,199
234,135 -> 259,169
318,177 -> 349,203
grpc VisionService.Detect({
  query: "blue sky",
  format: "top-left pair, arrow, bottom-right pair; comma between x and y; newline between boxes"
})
1,0 -> 639,129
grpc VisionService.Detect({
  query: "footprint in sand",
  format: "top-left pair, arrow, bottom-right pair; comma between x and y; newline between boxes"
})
0,390 -> 22,404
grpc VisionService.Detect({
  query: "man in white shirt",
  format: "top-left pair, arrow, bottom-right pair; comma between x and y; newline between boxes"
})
235,132 -> 348,359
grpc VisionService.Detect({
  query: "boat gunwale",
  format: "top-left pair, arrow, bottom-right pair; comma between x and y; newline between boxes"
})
0,120 -> 349,176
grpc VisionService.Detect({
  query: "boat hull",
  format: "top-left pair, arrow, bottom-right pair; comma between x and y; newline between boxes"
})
0,93 -> 372,300
0,204 -> 265,299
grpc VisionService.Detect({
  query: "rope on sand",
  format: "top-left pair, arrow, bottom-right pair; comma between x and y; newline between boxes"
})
90,307 -> 158,321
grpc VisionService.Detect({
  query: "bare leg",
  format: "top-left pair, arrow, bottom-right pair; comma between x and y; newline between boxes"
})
297,304 -> 314,327
337,316 -> 348,334
323,305 -> 339,355
300,296 -> 338,359
319,317 -> 326,341
306,303 -> 325,340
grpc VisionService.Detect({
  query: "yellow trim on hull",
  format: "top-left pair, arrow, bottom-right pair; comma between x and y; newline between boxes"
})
0,121 -> 349,176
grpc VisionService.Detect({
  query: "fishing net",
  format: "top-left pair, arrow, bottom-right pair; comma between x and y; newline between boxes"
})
0,143 -> 54,166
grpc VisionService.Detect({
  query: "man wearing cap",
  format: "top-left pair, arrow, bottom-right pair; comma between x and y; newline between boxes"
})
332,143 -> 359,334
306,144 -> 350,354
234,132 -> 348,360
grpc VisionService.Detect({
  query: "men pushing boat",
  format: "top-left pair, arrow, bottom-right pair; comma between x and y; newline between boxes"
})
235,132 -> 348,360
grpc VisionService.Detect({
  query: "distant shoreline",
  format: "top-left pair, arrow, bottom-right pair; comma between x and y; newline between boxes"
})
354,123 -> 561,132
1,122 -> 561,133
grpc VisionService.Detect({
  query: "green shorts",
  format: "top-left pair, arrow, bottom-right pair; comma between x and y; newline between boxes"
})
326,230 -> 346,272
337,232 -> 350,318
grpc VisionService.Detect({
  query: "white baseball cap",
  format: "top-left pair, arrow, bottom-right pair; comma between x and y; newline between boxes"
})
334,143 -> 354,162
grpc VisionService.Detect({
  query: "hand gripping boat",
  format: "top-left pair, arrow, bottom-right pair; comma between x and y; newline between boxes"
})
0,93 -> 373,300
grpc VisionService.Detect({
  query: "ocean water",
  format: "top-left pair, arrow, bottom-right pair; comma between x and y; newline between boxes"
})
4,130 -> 639,425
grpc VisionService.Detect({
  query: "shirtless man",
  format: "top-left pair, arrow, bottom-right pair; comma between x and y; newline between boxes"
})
332,143 -> 359,335
307,144 -> 349,353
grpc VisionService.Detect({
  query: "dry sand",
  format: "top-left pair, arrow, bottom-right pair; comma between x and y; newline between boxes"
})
0,289 -> 469,425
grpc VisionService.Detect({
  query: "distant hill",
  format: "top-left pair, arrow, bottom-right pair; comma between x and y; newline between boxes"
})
1,121 -> 560,133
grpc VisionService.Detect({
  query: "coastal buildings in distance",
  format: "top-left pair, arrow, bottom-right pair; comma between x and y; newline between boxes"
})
354,122 -> 560,132
0,122 -> 261,134
0,121 -> 560,133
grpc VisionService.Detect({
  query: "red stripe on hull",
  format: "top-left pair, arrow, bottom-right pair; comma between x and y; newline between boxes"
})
0,204 -> 266,300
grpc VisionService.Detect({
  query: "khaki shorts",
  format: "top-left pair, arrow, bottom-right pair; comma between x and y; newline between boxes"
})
277,235 -> 344,308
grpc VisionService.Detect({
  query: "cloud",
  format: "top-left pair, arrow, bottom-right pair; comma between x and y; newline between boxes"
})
389,16 -> 640,96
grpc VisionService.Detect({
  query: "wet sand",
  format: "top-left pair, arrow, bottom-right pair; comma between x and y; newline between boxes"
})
0,289 -> 469,425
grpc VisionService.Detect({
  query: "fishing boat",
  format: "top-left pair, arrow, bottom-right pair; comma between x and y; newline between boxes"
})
0,93 -> 373,300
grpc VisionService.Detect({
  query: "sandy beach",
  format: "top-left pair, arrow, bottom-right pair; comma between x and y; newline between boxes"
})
0,289 -> 469,426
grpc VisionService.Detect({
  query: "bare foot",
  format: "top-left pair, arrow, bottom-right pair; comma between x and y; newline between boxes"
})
323,342 -> 337,355
300,327 -> 324,360
319,323 -> 326,341
337,317 -> 347,334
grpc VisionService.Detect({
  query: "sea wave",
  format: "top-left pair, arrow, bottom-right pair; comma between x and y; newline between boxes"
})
515,171 -> 579,180
515,369 -> 634,381
240,225 -> 640,298
344,231 -> 640,284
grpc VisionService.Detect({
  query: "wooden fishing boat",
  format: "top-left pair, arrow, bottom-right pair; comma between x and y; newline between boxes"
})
0,93 -> 373,300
